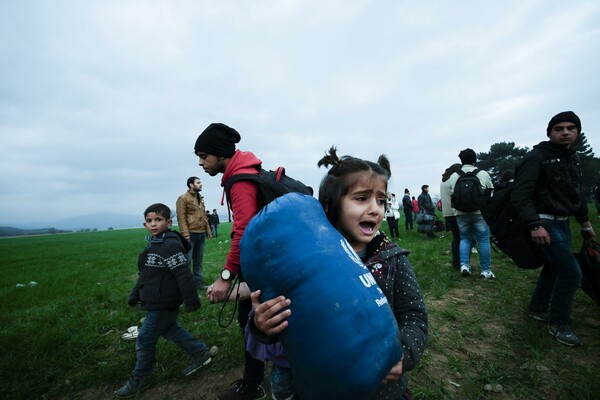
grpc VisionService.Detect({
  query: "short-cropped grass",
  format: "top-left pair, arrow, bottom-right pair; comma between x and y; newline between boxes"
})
1,208 -> 598,399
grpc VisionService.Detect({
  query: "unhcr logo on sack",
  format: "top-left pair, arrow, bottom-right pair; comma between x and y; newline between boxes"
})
359,272 -> 377,287
340,238 -> 366,269
375,296 -> 389,307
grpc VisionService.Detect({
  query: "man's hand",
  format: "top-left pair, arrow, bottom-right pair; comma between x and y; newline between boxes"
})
206,278 -> 232,304
127,297 -> 139,308
580,222 -> 596,241
251,290 -> 292,336
531,226 -> 551,245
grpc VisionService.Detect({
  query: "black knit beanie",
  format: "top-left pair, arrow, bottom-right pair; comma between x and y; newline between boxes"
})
458,148 -> 477,165
194,123 -> 241,157
546,111 -> 581,136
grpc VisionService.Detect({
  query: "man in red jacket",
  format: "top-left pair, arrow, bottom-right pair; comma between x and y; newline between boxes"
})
194,123 -> 266,400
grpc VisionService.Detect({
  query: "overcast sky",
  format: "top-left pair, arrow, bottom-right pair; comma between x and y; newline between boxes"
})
1,0 -> 599,226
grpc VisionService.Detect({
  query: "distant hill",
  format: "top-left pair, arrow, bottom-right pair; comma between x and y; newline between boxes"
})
0,212 -> 145,235
50,212 -> 143,231
0,226 -> 72,237
0,211 -> 233,237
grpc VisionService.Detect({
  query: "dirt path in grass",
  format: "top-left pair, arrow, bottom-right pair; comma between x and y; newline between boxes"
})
70,289 -> 600,400
71,366 -> 246,400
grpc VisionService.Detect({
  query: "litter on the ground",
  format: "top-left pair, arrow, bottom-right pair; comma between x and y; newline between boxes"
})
122,326 -> 139,341
15,281 -> 38,288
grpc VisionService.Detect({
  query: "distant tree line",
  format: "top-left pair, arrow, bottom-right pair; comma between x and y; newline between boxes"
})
0,227 -> 71,237
477,132 -> 600,199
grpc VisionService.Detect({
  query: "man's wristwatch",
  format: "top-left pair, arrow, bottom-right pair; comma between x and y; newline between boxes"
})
221,269 -> 234,281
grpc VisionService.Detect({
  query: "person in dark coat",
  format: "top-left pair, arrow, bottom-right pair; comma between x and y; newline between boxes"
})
512,111 -> 595,347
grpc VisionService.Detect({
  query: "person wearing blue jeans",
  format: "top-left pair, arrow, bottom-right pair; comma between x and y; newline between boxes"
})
188,232 -> 207,284
210,209 -> 220,237
447,148 -> 495,278
512,111 -> 595,347
529,219 -> 582,328
176,176 -> 212,290
456,213 -> 493,277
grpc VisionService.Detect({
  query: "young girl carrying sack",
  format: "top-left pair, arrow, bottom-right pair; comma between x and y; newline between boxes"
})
241,147 -> 428,400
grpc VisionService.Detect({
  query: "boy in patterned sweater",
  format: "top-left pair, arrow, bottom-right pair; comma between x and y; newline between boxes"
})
115,203 -> 211,398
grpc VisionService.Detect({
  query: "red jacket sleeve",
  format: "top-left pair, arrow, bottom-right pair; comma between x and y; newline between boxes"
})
224,180 -> 259,275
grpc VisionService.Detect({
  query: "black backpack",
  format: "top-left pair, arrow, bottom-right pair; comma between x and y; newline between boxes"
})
224,167 -> 314,211
218,167 -> 313,328
574,240 -> 600,307
479,179 -> 546,269
451,168 -> 482,212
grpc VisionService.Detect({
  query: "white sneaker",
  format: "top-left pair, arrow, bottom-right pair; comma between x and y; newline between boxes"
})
480,270 -> 496,280
460,265 -> 471,276
122,326 -> 139,341
126,326 -> 138,334
471,247 -> 478,254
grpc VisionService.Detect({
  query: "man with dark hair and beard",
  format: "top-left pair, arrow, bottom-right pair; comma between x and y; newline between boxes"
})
512,111 -> 595,347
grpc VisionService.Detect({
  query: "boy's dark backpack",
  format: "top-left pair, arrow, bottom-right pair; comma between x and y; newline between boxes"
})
224,167 -> 313,210
479,179 -> 546,269
451,169 -> 482,212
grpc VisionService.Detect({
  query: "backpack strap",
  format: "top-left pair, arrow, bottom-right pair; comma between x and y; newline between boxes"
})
223,169 -> 263,222
456,168 -> 481,176
458,168 -> 480,176
224,169 -> 264,205
274,166 -> 285,181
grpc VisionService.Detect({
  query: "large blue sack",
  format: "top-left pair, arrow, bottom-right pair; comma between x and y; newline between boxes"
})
241,193 -> 403,399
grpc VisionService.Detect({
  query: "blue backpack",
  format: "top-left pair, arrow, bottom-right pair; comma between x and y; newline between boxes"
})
241,193 -> 403,400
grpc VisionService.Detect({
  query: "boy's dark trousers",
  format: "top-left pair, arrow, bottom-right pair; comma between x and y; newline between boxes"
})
133,309 -> 208,377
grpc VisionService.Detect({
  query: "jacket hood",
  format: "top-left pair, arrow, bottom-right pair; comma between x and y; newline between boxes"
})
221,150 -> 262,186
533,140 -> 575,155
167,229 -> 192,253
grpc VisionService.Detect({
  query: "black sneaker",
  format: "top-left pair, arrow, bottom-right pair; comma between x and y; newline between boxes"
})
217,378 -> 266,400
115,375 -> 153,398
182,352 -> 211,376
548,323 -> 583,347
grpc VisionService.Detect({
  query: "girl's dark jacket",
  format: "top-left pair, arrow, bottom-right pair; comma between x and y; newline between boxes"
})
512,140 -> 590,231
127,229 -> 200,312
364,233 -> 428,400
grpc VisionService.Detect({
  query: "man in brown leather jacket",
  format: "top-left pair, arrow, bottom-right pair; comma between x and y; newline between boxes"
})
176,176 -> 212,289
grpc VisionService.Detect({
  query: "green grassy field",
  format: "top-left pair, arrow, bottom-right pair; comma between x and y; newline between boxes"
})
1,209 -> 599,400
